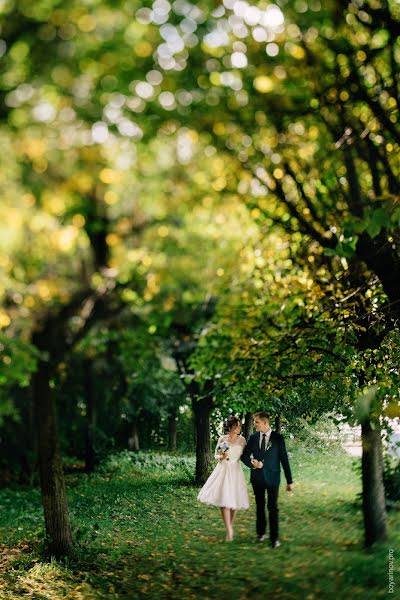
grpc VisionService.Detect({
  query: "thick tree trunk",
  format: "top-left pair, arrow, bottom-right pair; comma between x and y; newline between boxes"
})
128,418 -> 140,451
361,418 -> 387,547
84,359 -> 97,472
27,204 -> 114,558
32,360 -> 73,558
275,413 -> 281,433
168,407 -> 177,451
192,396 -> 213,485
243,412 -> 253,439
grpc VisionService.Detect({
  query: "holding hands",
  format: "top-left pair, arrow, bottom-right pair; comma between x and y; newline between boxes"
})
250,452 -> 295,492
250,454 -> 263,469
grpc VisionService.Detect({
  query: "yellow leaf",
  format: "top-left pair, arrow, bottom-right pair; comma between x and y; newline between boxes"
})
384,402 -> 400,419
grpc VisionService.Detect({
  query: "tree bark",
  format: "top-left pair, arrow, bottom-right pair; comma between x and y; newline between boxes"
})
361,418 -> 387,547
27,191 -> 118,558
128,417 -> 140,451
84,359 -> 97,472
243,412 -> 253,439
32,359 -> 73,558
192,396 -> 213,485
168,406 -> 177,451
356,231 -> 400,325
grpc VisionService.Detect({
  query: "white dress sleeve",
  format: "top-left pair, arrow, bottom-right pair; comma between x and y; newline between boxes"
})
237,436 -> 246,457
214,436 -> 225,460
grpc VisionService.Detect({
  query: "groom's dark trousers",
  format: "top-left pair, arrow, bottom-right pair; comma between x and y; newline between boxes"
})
253,482 -> 279,540
241,430 -> 293,543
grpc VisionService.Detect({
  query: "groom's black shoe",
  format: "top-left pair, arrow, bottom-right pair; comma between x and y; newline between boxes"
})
271,540 -> 281,548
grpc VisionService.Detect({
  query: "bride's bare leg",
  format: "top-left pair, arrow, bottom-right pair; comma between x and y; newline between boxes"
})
229,509 -> 236,540
220,507 -> 233,541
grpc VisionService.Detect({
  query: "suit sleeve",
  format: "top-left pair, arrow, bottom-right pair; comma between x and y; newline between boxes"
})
240,436 -> 254,469
279,435 -> 293,484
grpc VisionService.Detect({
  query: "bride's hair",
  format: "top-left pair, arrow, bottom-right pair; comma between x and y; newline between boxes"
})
223,416 -> 240,434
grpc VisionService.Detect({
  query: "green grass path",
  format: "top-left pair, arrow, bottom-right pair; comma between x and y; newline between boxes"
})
0,444 -> 399,599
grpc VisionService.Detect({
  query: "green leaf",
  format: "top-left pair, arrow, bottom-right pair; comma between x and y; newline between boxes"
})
366,207 -> 390,238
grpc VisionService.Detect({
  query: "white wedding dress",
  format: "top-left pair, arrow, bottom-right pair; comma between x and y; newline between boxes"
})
197,435 -> 250,510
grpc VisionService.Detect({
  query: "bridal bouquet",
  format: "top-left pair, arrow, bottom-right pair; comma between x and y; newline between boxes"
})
217,440 -> 230,460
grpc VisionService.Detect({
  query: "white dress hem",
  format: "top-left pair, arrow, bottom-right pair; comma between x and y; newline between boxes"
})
197,435 -> 250,511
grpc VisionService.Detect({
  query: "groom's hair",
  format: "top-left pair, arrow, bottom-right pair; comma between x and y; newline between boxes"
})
253,411 -> 270,421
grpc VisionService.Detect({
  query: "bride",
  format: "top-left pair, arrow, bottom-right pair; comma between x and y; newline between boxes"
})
197,416 -> 249,541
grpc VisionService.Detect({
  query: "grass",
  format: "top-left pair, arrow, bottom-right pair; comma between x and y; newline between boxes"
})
0,443 -> 399,599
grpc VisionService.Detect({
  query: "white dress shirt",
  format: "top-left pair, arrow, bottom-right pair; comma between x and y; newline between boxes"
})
259,428 -> 272,450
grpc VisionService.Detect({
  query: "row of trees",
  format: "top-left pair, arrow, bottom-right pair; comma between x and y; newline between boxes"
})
183,0 -> 400,549
0,0 -> 399,556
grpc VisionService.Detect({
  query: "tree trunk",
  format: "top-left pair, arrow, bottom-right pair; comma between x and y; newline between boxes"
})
192,396 -> 213,485
243,412 -> 253,439
84,359 -> 97,472
27,388 -> 37,486
275,413 -> 281,433
361,418 -> 387,547
128,418 -> 140,451
32,359 -> 73,558
168,407 -> 177,451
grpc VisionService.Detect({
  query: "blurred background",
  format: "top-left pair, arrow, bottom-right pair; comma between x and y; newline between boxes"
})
0,0 -> 399,595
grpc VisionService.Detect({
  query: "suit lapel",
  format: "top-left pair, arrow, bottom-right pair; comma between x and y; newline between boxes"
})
260,430 -> 275,454
250,430 -> 274,454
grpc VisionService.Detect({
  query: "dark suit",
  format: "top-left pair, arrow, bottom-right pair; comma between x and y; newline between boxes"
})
241,430 -> 293,542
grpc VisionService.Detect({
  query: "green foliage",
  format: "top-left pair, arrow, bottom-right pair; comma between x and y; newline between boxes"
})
0,0 -> 400,498
0,334 -> 37,389
0,334 -> 37,425
100,449 -> 195,479
286,414 -> 345,454
353,386 -> 379,425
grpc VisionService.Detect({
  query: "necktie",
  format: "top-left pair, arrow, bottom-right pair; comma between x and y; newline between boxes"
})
261,433 -> 266,452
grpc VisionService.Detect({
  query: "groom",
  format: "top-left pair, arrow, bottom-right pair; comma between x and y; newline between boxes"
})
241,412 -> 294,548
